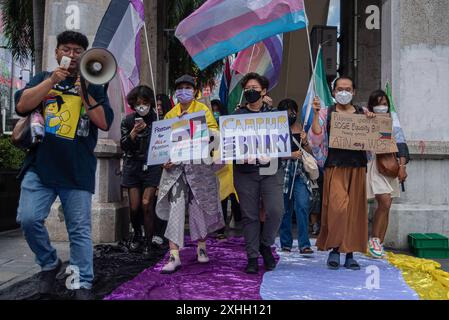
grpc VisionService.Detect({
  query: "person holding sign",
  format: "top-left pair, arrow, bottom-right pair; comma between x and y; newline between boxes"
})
156,75 -> 224,274
120,86 -> 162,257
365,90 -> 409,258
310,77 -> 375,270
232,73 -> 284,274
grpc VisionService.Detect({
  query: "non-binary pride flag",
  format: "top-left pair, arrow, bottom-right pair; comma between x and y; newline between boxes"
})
232,34 -> 283,91
93,0 -> 144,113
175,0 -> 307,70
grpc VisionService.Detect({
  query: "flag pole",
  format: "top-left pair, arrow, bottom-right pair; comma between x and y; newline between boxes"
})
143,21 -> 160,121
304,5 -> 317,93
238,44 -> 257,106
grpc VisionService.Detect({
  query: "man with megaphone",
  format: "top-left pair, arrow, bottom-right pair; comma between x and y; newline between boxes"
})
14,31 -> 115,300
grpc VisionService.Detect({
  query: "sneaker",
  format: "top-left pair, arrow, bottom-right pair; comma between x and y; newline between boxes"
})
281,247 -> 292,253
197,248 -> 210,263
74,288 -> 95,300
216,233 -> 227,241
368,237 -> 383,258
161,254 -> 181,274
259,244 -> 276,271
38,259 -> 62,295
312,223 -> 320,235
152,236 -> 164,246
245,258 -> 259,274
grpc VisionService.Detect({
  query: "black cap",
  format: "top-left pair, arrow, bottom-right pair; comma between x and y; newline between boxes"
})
175,74 -> 195,88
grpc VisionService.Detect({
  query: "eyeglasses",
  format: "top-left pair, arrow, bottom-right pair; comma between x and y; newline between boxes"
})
59,46 -> 84,56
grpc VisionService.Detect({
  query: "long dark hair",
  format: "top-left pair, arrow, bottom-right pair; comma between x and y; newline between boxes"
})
156,93 -> 172,116
367,90 -> 391,113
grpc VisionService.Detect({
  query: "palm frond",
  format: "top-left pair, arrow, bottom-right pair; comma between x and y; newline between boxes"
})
0,0 -> 34,64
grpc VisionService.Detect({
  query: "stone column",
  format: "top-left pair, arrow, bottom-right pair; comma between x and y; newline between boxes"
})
381,0 -> 449,249
42,0 -> 130,243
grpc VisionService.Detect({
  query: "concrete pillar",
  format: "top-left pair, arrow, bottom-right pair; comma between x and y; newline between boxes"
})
381,0 -> 449,249
42,0 -> 129,243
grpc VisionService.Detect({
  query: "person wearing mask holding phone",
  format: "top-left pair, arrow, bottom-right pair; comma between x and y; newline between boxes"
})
233,73 -> 284,274
120,85 -> 162,256
310,77 -> 376,271
156,75 -> 224,274
365,90 -> 409,258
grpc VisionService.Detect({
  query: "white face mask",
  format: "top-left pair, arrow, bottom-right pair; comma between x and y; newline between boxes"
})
136,105 -> 150,117
335,91 -> 353,105
373,105 -> 389,114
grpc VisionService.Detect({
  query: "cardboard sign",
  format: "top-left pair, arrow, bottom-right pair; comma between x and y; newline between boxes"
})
147,111 -> 210,165
329,112 -> 398,154
219,111 -> 292,161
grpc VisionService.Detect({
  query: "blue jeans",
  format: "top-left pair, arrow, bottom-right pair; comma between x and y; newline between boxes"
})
17,170 -> 93,289
279,175 -> 311,250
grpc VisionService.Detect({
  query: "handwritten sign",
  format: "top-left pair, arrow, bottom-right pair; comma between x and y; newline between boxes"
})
220,111 -> 291,161
147,111 -> 209,165
329,113 -> 398,154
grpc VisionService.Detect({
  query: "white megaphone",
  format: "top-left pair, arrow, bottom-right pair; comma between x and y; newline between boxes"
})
79,48 -> 117,85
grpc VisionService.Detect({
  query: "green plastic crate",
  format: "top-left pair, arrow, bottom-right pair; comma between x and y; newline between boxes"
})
408,233 -> 449,249
413,247 -> 449,259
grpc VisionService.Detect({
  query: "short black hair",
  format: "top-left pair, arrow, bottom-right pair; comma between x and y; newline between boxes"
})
332,76 -> 356,91
57,31 -> 89,50
278,99 -> 299,113
126,85 -> 155,110
367,89 -> 391,113
211,99 -> 228,116
241,72 -> 269,90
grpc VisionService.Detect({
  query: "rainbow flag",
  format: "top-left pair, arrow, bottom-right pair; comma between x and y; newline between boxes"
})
231,34 -> 283,91
175,0 -> 307,70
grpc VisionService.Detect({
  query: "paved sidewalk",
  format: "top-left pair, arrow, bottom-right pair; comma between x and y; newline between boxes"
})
0,229 -> 69,291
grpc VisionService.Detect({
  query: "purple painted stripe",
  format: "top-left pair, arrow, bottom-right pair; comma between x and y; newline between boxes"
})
130,0 -> 144,21
181,2 -> 303,56
104,237 -> 279,300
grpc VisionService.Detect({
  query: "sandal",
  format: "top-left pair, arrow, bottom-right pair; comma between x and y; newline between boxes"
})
344,257 -> 361,270
300,247 -> 314,255
327,251 -> 340,270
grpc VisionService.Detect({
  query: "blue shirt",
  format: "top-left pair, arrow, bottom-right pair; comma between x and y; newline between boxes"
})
15,71 -> 114,193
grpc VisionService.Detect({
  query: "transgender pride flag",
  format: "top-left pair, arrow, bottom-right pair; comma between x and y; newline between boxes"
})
231,34 -> 283,91
93,0 -> 144,114
175,0 -> 307,70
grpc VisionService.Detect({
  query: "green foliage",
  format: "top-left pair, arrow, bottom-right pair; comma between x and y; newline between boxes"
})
0,0 -> 34,64
166,0 -> 223,92
0,135 -> 25,170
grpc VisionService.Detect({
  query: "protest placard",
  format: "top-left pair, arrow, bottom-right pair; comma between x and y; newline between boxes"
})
147,111 -> 209,165
219,111 -> 291,161
329,113 -> 398,154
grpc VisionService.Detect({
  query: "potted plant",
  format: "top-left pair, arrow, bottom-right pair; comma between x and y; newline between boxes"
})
0,135 -> 25,231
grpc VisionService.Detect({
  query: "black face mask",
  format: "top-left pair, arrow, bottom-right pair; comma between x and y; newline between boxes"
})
244,89 -> 262,104
288,114 -> 297,126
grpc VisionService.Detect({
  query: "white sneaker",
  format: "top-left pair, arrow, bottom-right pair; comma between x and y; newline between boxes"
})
152,236 -> 164,245
368,238 -> 383,259
197,247 -> 210,263
161,254 -> 181,274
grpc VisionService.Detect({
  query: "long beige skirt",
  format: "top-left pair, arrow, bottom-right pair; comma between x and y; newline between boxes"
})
317,167 -> 368,253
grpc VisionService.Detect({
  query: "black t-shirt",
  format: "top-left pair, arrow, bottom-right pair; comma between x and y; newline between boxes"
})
15,71 -> 114,193
232,104 -> 280,174
325,105 -> 367,168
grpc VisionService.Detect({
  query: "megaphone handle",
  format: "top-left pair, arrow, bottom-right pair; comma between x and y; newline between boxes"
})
80,76 -> 105,111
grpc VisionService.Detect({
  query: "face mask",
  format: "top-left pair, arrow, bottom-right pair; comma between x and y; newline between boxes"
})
288,113 -> 297,126
335,91 -> 353,105
213,111 -> 220,121
176,88 -> 194,104
373,105 -> 389,114
244,89 -> 262,104
136,105 -> 150,117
